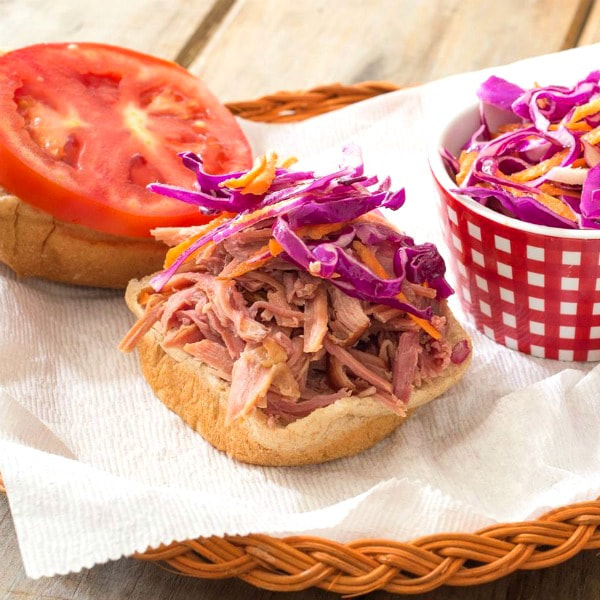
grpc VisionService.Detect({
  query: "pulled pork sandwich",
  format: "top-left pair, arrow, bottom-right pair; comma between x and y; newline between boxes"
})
120,147 -> 472,466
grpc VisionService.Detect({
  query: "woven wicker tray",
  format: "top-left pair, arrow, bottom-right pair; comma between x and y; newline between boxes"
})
2,81 -> 600,595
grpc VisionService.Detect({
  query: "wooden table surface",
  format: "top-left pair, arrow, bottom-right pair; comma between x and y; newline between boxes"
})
1,0 -> 600,597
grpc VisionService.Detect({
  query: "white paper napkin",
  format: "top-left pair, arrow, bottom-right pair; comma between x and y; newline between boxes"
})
2,44 -> 600,578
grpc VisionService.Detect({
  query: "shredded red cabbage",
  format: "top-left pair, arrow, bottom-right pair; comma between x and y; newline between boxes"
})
476,75 -> 525,111
581,163 -> 600,220
397,244 -> 455,298
446,72 -> 600,229
148,145 -> 453,321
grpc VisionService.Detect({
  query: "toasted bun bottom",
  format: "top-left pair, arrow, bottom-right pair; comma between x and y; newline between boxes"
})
0,191 -> 167,289
126,277 -> 472,466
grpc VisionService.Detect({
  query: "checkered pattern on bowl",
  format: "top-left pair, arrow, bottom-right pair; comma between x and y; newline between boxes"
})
433,177 -> 600,361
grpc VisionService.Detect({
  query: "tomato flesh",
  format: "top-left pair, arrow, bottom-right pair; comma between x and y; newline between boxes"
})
0,43 -> 252,237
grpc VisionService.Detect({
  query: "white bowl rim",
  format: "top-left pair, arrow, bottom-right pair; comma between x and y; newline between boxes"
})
428,103 -> 600,241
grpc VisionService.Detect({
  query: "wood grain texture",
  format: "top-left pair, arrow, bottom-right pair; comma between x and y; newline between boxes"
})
578,0 -> 600,45
0,0 -> 223,59
1,496 -> 599,599
189,0 -> 592,101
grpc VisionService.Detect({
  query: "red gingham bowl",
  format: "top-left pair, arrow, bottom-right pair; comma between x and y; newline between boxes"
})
429,105 -> 600,361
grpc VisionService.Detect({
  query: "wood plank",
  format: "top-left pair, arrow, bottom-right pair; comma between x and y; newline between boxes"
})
578,0 -> 600,45
2,495 -> 599,600
0,0 -> 228,60
188,0 -> 592,101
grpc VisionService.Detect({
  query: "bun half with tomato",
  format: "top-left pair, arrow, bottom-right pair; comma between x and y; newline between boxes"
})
120,147 -> 472,466
0,43 -> 252,288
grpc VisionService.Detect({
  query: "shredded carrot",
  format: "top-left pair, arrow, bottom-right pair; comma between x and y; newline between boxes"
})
220,151 -> 280,195
268,239 -> 283,256
564,121 -> 592,132
583,126 -> 600,146
510,149 -> 568,182
164,231 -> 205,268
297,222 -> 350,239
352,240 -> 387,277
572,158 -> 588,168
533,192 -> 578,222
352,241 -> 442,340
278,156 -> 298,168
508,188 -> 577,223
242,152 -> 278,195
568,98 -> 600,125
163,216 -> 230,268
221,154 -> 266,190
539,182 -> 575,197
496,122 -> 523,134
456,150 -> 477,185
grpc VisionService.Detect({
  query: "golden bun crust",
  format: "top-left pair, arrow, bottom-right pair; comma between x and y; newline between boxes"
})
0,190 -> 167,289
125,276 -> 472,466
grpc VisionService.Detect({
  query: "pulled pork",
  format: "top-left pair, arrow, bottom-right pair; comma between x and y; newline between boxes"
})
121,222 -> 457,426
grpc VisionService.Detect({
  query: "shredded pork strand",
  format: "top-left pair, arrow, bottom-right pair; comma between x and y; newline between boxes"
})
184,340 -> 234,380
123,222 -> 460,426
303,285 -> 328,353
119,296 -> 166,353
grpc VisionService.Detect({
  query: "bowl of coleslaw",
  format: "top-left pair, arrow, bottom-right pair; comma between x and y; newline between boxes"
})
429,73 -> 600,361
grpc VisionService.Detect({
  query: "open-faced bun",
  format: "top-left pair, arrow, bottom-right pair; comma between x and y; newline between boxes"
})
125,276 -> 472,466
0,190 -> 167,289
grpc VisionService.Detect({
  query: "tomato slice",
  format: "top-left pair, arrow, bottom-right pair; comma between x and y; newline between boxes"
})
0,43 -> 252,237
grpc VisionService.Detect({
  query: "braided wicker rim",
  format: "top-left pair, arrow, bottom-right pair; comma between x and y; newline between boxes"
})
226,80 -> 403,122
1,471 -> 598,595
2,81 -> 599,595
